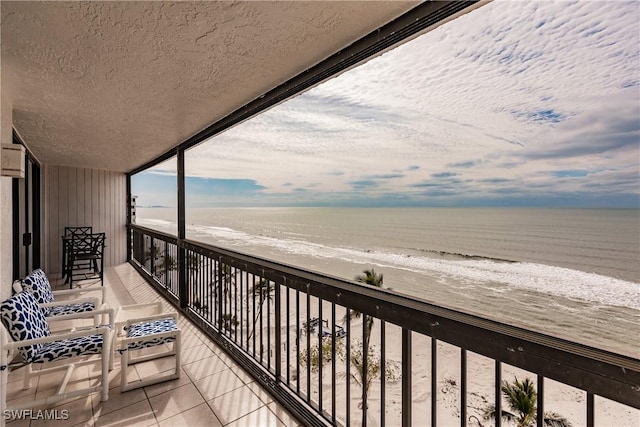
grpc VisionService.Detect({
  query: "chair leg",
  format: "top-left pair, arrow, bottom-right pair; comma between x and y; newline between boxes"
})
23,363 -> 33,390
0,365 -> 7,427
101,337 -> 110,401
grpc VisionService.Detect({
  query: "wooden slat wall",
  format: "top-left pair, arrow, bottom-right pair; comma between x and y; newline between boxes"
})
43,165 -> 126,274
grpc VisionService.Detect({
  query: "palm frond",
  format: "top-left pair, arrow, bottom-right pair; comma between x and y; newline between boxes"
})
544,412 -> 573,427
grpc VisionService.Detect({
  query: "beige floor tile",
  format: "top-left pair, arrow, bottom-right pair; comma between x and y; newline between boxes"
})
193,369 -> 245,401
178,343 -> 216,365
181,355 -> 229,382
5,417 -> 30,427
157,402 -> 222,427
30,395 -> 94,427
133,356 -> 179,382
147,382 -> 205,421
94,399 -> 157,427
5,375 -> 36,401
245,381 -> 275,404
228,365 -> 255,385
92,385 -> 147,417
180,330 -> 205,349
88,364 -> 136,390
224,406 -> 286,427
143,367 -> 191,398
34,376 -> 94,405
35,365 -> 91,391
267,401 -> 303,426
206,385 -> 266,425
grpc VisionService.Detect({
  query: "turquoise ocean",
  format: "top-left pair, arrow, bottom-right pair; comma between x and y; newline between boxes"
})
136,207 -> 640,354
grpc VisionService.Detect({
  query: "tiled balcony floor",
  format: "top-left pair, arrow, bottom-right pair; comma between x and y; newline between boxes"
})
5,263 -> 301,427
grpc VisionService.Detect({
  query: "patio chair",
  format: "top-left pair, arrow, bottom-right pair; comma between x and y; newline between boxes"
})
62,226 -> 93,280
15,269 -> 107,326
0,291 -> 114,426
67,232 -> 106,288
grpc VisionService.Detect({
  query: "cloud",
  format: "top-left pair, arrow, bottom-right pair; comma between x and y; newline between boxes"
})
134,0 -> 639,208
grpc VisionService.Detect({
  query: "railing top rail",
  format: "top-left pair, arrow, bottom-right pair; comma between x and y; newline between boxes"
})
129,224 -> 178,244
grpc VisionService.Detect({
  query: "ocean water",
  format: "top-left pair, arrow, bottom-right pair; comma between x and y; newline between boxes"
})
136,207 -> 640,354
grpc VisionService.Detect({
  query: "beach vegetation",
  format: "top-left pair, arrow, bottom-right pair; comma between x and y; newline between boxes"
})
300,337 -> 343,373
192,296 -> 208,312
221,313 -> 239,333
483,377 -> 572,427
343,343 -> 400,409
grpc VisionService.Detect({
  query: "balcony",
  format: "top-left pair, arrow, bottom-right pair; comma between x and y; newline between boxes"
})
2,1 -> 639,426
4,263 -> 301,426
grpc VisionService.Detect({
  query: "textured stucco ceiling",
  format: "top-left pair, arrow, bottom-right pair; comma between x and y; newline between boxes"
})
1,1 -> 418,172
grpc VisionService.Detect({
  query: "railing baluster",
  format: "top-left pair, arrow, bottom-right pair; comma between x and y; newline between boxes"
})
401,328 -> 411,427
461,348 -> 467,427
267,277 -> 272,370
331,303 -> 336,425
346,309 -> 351,427
431,337 -> 437,427
287,284 -> 291,386
587,392 -> 594,427
306,291 -> 311,402
296,289 -> 300,395
537,375 -> 544,427
495,360 -> 502,427
150,236 -> 155,276
318,299 -> 323,414
275,279 -> 281,382
381,320 -> 386,427
362,316 -> 368,427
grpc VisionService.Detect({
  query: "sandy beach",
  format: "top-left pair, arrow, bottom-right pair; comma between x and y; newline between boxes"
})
287,298 -> 639,427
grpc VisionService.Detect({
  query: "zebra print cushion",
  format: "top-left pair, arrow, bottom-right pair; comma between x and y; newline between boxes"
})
125,318 -> 178,351
0,291 -> 51,363
22,269 -> 55,315
31,333 -> 104,364
47,301 -> 96,317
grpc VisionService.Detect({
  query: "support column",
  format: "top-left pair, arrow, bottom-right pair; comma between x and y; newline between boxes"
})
177,149 -> 188,308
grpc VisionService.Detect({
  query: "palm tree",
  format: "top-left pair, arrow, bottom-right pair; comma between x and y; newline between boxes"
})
484,377 -> 572,427
344,268 -> 384,353
247,278 -> 276,342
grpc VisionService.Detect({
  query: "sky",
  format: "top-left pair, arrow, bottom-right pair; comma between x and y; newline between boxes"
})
132,0 -> 640,208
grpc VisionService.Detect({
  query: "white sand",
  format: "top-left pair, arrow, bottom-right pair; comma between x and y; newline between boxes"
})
280,297 -> 639,427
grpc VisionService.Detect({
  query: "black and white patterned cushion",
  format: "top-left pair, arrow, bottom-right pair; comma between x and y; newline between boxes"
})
47,301 -> 96,317
0,291 -> 51,363
22,269 -> 55,315
32,333 -> 104,363
125,318 -> 178,351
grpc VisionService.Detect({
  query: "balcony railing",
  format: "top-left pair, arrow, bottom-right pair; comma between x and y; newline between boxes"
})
129,224 -> 640,427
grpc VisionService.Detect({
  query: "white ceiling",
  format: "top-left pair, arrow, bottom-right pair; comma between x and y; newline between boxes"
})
2,1 -> 424,172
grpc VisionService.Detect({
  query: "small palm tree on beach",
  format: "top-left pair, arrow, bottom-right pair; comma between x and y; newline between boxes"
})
344,268 -> 384,353
247,278 -> 276,342
484,377 -> 572,427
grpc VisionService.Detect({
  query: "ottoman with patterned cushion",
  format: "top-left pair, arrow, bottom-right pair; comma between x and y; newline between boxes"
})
116,308 -> 181,392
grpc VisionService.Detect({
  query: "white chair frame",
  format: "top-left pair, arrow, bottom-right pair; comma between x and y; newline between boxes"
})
0,308 -> 114,427
14,279 -> 108,327
118,311 -> 181,392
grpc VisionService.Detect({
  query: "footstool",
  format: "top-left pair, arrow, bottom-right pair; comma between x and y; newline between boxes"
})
116,308 -> 181,392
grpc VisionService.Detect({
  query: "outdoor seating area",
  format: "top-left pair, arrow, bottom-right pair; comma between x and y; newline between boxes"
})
0,264 -> 300,426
